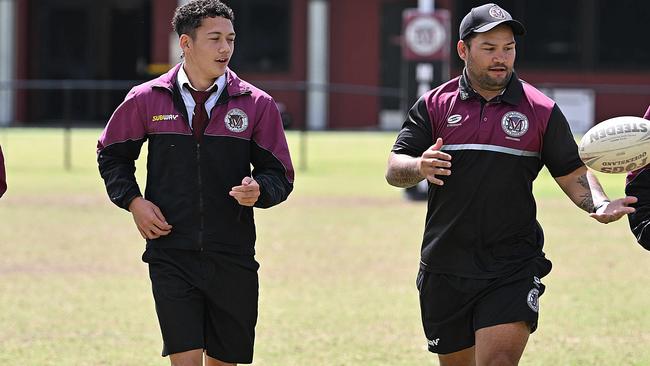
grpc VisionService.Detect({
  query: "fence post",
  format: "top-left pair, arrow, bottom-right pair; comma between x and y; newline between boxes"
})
63,87 -> 72,171
299,126 -> 308,172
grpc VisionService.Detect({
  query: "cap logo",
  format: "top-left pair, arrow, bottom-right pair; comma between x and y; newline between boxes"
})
488,5 -> 507,20
501,111 -> 529,138
224,108 -> 249,133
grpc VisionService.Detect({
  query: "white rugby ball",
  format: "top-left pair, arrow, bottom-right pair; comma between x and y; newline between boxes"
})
579,116 -> 650,173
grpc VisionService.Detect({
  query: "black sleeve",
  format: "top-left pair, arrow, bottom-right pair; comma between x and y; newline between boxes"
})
251,142 -> 294,208
391,96 -> 434,157
541,104 -> 585,177
97,140 -> 145,210
626,165 -> 650,250
250,98 -> 294,209
97,91 -> 147,210
625,106 -> 650,250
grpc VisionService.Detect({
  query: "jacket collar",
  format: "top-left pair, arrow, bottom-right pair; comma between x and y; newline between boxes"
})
152,63 -> 251,97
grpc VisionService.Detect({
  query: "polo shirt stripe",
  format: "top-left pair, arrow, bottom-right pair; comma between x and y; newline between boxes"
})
442,144 -> 541,158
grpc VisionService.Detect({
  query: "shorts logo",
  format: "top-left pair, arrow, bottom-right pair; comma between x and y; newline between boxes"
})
224,108 -> 249,133
501,111 -> 529,138
489,5 -> 507,19
527,288 -> 540,313
152,114 -> 179,122
427,338 -> 440,347
447,114 -> 463,125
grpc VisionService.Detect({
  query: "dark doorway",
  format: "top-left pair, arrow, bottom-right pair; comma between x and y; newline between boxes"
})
226,0 -> 291,73
380,0 -> 417,111
28,0 -> 151,125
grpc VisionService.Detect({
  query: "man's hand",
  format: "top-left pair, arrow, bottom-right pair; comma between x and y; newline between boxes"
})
417,138 -> 452,186
590,196 -> 637,224
128,197 -> 172,239
230,176 -> 260,207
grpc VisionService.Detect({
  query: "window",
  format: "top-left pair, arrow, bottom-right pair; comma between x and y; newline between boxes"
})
597,0 -> 650,68
28,0 -> 150,124
453,0 -> 650,71
516,0 -> 582,68
226,0 -> 291,73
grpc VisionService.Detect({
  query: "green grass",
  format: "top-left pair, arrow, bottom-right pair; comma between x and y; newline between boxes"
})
0,128 -> 649,365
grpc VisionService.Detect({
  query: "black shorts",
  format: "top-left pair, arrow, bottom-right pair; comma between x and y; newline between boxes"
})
142,248 -> 259,364
417,258 -> 552,355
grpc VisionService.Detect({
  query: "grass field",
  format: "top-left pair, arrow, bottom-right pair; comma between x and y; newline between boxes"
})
1,128 -> 649,365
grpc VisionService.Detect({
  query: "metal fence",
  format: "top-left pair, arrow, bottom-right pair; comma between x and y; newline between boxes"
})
0,79 -> 405,171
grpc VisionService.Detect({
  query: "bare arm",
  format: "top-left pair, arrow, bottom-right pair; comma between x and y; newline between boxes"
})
554,166 -> 636,223
554,166 -> 604,213
386,152 -> 425,188
386,137 -> 452,188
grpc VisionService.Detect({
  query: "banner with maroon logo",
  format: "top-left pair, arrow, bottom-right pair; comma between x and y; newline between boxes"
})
402,9 -> 451,61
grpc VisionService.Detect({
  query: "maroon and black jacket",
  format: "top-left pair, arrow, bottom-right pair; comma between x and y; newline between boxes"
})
98,64 -> 294,254
625,105 -> 650,250
0,145 -> 6,197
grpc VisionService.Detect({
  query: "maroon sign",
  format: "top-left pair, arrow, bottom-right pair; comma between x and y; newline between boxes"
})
402,9 -> 450,61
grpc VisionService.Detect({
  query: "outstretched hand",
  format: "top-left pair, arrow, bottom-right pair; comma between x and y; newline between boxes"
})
590,196 -> 637,224
418,138 -> 452,186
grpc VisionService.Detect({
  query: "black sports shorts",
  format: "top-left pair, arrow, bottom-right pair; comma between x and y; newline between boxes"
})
417,257 -> 552,355
142,248 -> 259,364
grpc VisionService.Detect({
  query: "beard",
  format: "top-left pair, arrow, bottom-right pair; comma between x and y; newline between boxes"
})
466,57 -> 512,91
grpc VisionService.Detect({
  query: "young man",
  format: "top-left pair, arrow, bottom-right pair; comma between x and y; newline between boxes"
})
0,145 -> 6,197
626,105 -> 650,250
386,3 -> 636,365
97,1 -> 294,365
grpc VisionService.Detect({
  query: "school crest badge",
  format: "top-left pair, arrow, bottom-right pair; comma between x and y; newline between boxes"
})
501,111 -> 529,138
224,108 -> 249,133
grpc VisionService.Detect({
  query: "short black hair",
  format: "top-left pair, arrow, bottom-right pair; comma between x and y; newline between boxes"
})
172,0 -> 234,39
462,33 -> 478,48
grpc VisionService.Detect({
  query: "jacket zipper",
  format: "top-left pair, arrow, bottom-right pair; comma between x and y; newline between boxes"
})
197,143 -> 204,251
190,88 -> 250,250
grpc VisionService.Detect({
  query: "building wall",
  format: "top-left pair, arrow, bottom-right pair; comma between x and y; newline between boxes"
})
518,71 -> 650,124
328,0 -> 381,129
151,0 -> 178,67
10,0 -> 650,127
237,0 -> 308,130
15,0 -> 29,123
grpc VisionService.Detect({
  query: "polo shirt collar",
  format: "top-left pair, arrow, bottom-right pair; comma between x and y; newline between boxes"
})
458,68 -> 523,105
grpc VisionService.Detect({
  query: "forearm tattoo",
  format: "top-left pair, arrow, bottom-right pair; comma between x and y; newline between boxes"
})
578,193 -> 595,213
386,164 -> 423,188
576,174 -> 595,212
577,174 -> 590,190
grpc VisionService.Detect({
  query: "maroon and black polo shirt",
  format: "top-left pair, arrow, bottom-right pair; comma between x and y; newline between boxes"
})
392,71 -> 584,278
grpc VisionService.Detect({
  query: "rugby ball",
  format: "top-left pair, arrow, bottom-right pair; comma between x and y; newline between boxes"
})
579,116 -> 650,173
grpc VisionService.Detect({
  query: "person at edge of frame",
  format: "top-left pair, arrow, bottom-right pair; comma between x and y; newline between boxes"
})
385,3 -> 636,366
97,1 -> 294,365
625,105 -> 650,251
0,144 -> 6,197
